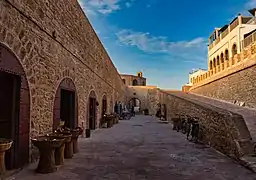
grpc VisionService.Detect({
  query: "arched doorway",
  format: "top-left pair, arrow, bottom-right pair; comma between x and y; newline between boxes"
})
102,95 -> 107,117
88,90 -> 97,130
53,78 -> 78,130
132,79 -> 138,86
128,98 -> 141,113
0,43 -> 30,169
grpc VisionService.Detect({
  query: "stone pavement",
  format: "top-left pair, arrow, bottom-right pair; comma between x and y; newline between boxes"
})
9,115 -> 256,180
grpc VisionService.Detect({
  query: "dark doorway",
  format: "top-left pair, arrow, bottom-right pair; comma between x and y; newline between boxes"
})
0,71 -> 20,170
102,95 -> 107,117
132,79 -> 138,86
0,44 -> 30,170
128,98 -> 141,113
60,89 -> 76,129
53,78 -> 78,131
88,91 -> 97,130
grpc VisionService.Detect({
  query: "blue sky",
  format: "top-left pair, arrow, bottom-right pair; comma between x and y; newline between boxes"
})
78,0 -> 256,89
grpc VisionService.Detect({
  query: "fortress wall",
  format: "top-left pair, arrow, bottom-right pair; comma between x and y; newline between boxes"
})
162,91 -> 253,158
190,63 -> 256,108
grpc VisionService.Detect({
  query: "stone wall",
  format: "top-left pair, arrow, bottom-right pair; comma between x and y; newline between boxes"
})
126,86 -> 160,115
190,63 -> 256,108
161,91 -> 253,158
0,0 -> 126,137
189,37 -> 256,108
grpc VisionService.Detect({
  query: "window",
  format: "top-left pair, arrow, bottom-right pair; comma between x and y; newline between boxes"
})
213,58 -> 216,67
217,55 -> 220,65
225,49 -> 229,60
220,53 -> 224,63
232,43 -> 237,56
122,79 -> 126,84
210,61 -> 213,70
132,79 -> 138,86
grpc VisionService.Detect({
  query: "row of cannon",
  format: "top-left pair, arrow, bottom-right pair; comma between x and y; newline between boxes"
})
172,115 -> 200,143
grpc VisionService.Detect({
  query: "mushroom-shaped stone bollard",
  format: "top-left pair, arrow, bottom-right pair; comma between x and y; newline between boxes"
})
55,131 -> 73,159
46,133 -> 70,166
0,139 -> 13,176
71,129 -> 80,154
32,136 -> 65,174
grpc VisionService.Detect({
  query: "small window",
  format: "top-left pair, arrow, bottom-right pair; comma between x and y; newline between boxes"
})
220,53 -> 224,63
122,79 -> 126,84
132,79 -> 138,86
213,58 -> 216,67
225,49 -> 229,60
217,55 -> 220,65
232,43 -> 237,56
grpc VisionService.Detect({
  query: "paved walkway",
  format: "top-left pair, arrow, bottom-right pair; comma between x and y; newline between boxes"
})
170,91 -> 256,142
9,115 -> 256,180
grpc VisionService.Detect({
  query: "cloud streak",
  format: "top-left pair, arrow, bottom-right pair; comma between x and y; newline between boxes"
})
78,0 -> 137,15
116,29 -> 208,64
245,0 -> 256,9
78,0 -> 121,15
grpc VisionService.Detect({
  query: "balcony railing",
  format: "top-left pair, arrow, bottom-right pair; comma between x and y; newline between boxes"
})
242,31 -> 256,49
230,18 -> 239,32
221,28 -> 229,39
242,17 -> 252,24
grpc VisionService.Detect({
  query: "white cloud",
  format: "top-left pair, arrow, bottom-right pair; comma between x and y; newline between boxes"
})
78,0 -> 137,15
78,0 -> 121,15
115,29 -> 207,64
245,0 -> 256,8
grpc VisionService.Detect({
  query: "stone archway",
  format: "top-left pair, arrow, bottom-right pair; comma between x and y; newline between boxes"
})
128,97 -> 141,113
101,94 -> 107,117
53,78 -> 78,130
87,90 -> 97,130
0,43 -> 30,170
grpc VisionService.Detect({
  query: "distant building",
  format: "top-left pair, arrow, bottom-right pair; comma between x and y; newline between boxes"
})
182,69 -> 207,92
208,9 -> 256,71
120,72 -> 147,86
182,8 -> 256,91
188,69 -> 207,85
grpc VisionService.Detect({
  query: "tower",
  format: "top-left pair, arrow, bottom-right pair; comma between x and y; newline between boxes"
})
137,71 -> 143,78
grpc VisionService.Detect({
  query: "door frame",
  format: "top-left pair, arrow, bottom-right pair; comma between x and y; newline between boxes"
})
0,43 -> 30,169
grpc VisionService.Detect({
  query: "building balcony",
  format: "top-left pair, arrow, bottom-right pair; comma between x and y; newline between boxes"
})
208,16 -> 253,50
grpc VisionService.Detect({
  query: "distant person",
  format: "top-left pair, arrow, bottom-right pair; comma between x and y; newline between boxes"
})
114,102 -> 118,114
131,106 -> 135,116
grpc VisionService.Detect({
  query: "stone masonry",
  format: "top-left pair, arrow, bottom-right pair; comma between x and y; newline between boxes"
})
161,91 -> 254,158
0,0 -> 126,159
128,86 -> 254,159
189,41 -> 256,108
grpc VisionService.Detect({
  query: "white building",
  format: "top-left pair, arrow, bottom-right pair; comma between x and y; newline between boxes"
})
208,8 -> 256,71
187,69 -> 207,86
